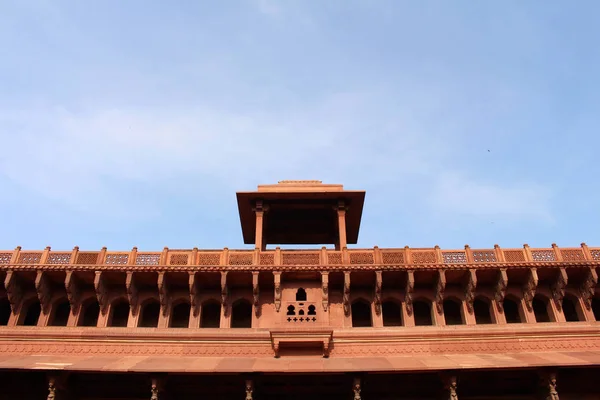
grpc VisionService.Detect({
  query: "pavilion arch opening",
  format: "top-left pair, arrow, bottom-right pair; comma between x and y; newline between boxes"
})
443,298 -> 464,325
503,296 -> 522,323
49,298 -> 71,326
413,299 -> 433,326
295,288 -> 307,302
533,295 -> 551,323
562,294 -> 582,322
593,297 -> 600,321
0,297 -> 10,325
200,300 -> 221,328
382,300 -> 402,326
170,301 -> 191,328
351,299 -> 372,327
231,299 -> 252,328
108,299 -> 130,327
19,299 -> 41,326
78,299 -> 100,327
139,299 -> 161,328
474,297 -> 493,324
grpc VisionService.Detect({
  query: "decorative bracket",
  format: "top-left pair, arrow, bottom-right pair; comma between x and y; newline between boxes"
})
47,377 -> 56,400
442,375 -> 458,400
36,271 -> 52,315
274,271 -> 281,312
4,271 -> 23,315
551,267 -> 568,311
374,271 -> 382,315
523,267 -> 538,312
321,271 -> 329,311
221,271 -> 229,316
150,377 -> 165,400
245,379 -> 254,400
494,268 -> 508,312
252,271 -> 260,317
189,272 -> 199,317
353,377 -> 362,400
435,270 -> 446,314
65,271 -> 82,316
464,269 -> 477,314
126,271 -> 140,317
158,272 -> 170,317
405,270 -> 414,316
343,271 -> 351,317
94,271 -> 108,315
539,371 -> 559,400
580,266 -> 598,310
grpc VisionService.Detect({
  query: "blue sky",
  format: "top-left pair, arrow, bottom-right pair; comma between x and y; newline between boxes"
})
1,0 -> 599,252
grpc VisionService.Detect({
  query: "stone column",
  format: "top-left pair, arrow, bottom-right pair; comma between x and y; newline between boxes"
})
253,201 -> 268,251
335,201 -> 348,251
352,377 -> 361,400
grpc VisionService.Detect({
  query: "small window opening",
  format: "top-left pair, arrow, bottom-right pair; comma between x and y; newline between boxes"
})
307,305 -> 316,315
200,301 -> 221,328
296,288 -> 307,302
79,300 -> 100,327
443,299 -> 463,325
299,309 -> 305,316
351,300 -> 372,327
382,301 -> 402,326
0,298 -> 11,326
286,305 -> 296,315
20,300 -> 42,326
533,295 -> 550,323
170,302 -> 191,328
592,297 -> 600,321
413,300 -> 433,326
231,299 -> 252,328
49,299 -> 71,326
108,300 -> 130,327
562,296 -> 580,322
139,300 -> 160,327
474,298 -> 492,324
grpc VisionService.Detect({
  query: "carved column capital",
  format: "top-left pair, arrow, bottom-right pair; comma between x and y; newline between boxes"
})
580,267 -> 597,310
221,271 -> 229,316
189,272 -> 199,317
126,271 -> 140,317
65,271 -> 82,316
435,270 -> 446,314
36,271 -> 52,315
94,271 -> 108,315
464,269 -> 477,314
551,267 -> 568,311
343,271 -> 351,317
252,271 -> 260,317
405,270 -> 415,316
245,379 -> 254,400
374,271 -> 383,316
273,271 -> 281,312
321,271 -> 329,312
352,377 -> 362,400
523,267 -> 538,312
494,268 -> 508,312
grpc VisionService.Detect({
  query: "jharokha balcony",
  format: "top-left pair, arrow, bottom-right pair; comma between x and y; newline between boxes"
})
0,181 -> 598,399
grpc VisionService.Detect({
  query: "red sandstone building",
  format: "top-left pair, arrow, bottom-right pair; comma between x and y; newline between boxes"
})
0,181 -> 599,399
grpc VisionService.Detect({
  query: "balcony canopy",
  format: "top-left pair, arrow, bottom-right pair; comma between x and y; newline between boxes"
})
236,181 -> 365,246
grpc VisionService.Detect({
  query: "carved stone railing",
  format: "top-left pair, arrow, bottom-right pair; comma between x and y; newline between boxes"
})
1,243 -> 599,271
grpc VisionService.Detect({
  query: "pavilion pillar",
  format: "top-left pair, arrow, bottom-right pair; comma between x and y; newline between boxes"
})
335,201 -> 348,251
253,201 -> 268,251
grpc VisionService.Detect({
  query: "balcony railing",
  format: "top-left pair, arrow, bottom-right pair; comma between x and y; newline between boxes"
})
1,243 -> 599,268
